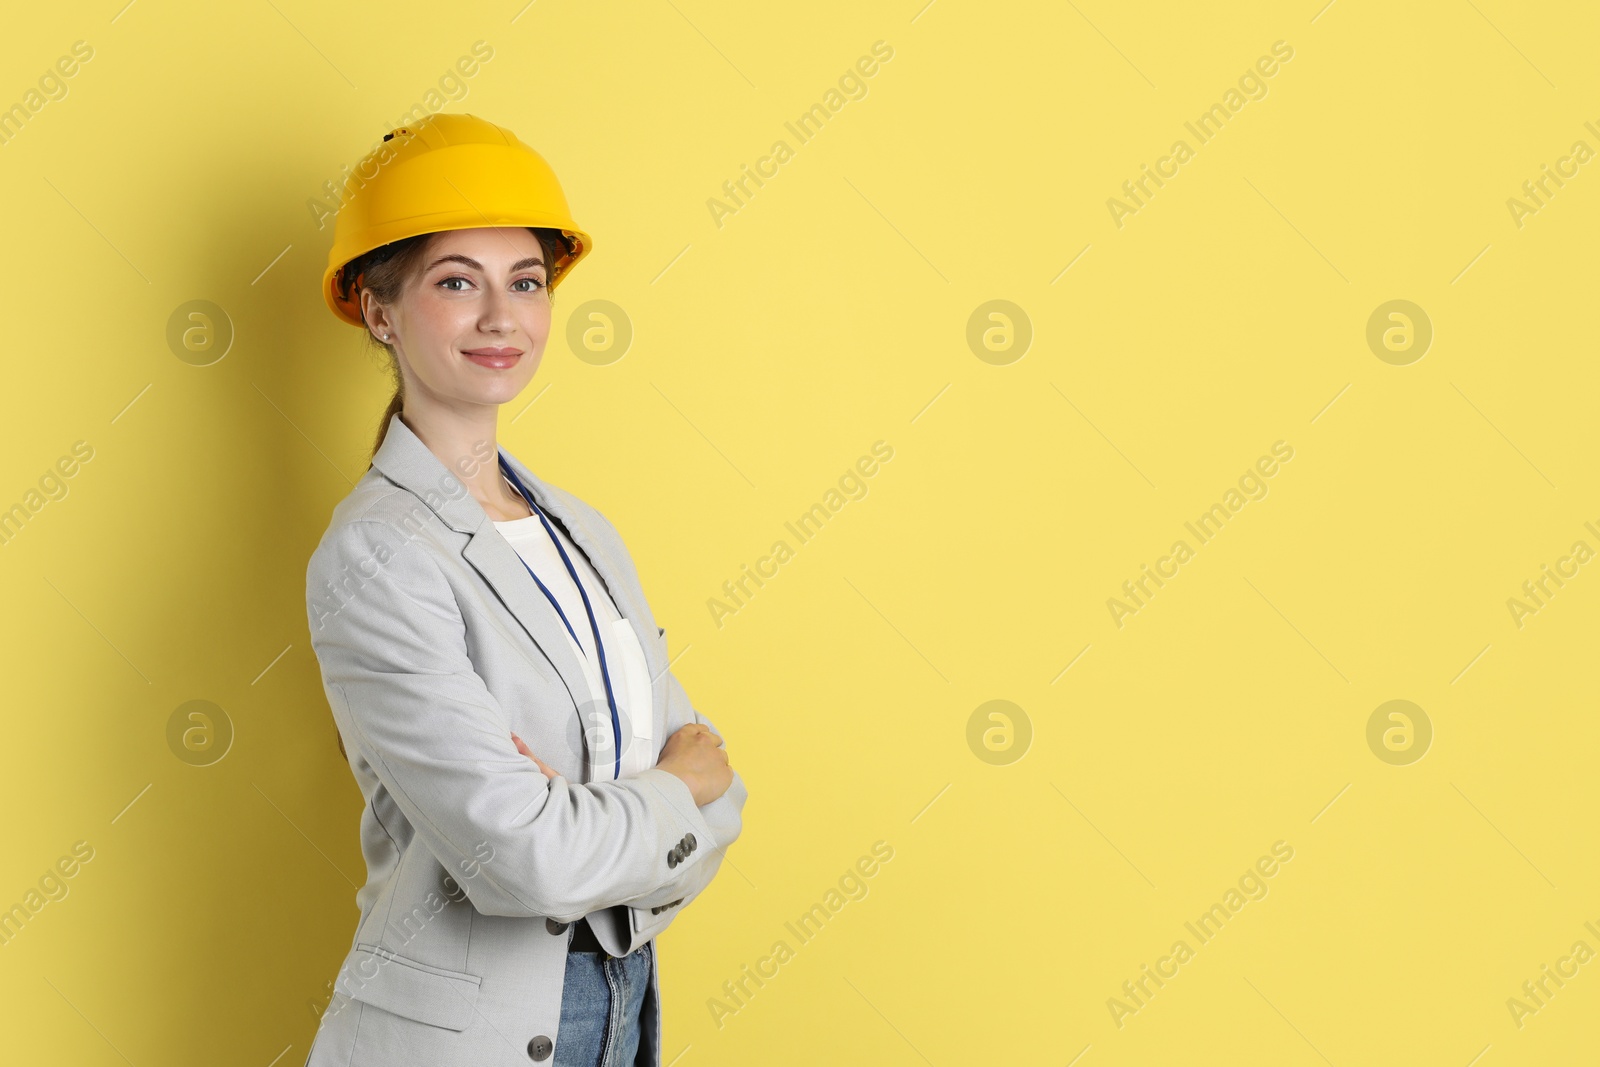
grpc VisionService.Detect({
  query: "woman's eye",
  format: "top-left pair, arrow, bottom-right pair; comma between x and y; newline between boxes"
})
437,276 -> 545,293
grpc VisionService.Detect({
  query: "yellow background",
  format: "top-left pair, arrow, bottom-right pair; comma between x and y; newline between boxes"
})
1,1 -> 1596,1063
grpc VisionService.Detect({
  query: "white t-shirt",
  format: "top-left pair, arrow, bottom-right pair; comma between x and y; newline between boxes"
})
492,509 -> 621,662
493,483 -> 653,780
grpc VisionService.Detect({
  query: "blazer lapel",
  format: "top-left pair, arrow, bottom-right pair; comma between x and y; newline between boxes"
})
368,411 -> 621,777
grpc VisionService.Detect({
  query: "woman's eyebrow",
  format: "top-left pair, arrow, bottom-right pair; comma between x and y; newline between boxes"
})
425,253 -> 546,272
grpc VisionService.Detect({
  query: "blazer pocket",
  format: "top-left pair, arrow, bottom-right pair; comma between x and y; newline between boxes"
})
336,942 -> 482,1031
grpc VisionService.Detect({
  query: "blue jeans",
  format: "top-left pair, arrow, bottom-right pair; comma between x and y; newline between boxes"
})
555,940 -> 653,1067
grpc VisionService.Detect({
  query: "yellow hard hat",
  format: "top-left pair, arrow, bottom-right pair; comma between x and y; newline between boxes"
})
322,112 -> 592,327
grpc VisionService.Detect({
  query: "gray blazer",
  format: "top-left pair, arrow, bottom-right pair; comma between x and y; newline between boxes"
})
302,411 -> 746,1066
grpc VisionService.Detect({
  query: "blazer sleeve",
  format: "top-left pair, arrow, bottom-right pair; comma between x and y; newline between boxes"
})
307,516 -> 719,923
613,663 -> 748,950
573,504 -> 748,947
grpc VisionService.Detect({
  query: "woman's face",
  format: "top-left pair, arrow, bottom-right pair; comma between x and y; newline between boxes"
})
365,226 -> 553,411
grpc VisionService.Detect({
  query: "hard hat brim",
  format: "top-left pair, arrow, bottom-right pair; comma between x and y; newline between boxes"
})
323,220 -> 590,328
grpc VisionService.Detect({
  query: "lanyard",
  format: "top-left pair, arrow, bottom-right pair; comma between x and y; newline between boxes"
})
498,453 -> 623,780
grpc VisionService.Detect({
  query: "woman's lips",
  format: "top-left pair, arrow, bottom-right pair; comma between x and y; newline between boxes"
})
462,347 -> 523,369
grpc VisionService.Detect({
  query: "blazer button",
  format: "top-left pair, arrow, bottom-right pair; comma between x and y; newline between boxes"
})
545,918 -> 568,935
527,1034 -> 553,1060
667,849 -> 679,868
685,833 -> 696,851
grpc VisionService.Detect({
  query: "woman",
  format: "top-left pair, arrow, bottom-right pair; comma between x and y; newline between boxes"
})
304,112 -> 746,1067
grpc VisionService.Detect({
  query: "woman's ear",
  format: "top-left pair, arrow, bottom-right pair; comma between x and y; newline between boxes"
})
360,289 -> 393,343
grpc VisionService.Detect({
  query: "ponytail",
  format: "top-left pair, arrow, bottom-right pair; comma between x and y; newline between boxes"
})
371,385 -> 404,464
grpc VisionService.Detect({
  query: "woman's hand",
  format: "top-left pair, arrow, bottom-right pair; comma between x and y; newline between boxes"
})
656,723 -> 734,807
511,733 -> 558,781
